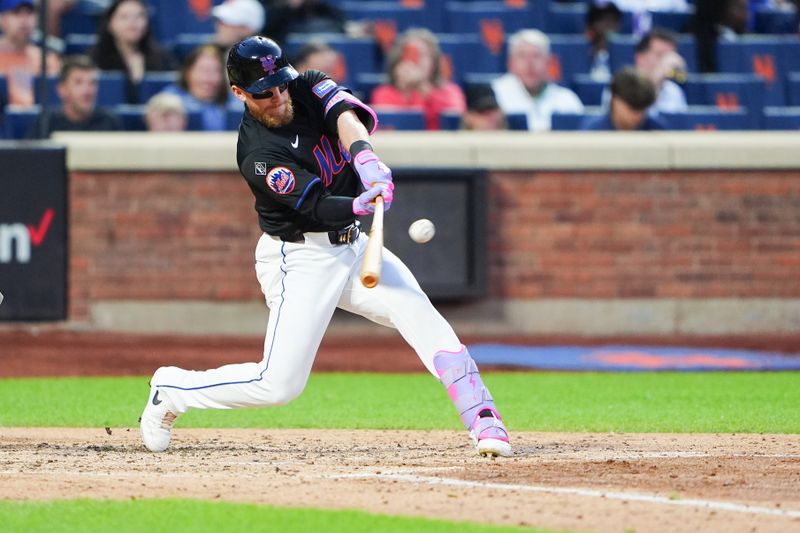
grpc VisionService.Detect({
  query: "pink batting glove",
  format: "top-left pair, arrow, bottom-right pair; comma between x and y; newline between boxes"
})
352,185 -> 383,216
352,150 -> 393,190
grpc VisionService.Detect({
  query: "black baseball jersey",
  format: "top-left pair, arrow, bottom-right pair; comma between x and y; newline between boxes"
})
236,70 -> 376,239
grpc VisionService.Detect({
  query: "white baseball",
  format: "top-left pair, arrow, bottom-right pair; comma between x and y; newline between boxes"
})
408,218 -> 435,244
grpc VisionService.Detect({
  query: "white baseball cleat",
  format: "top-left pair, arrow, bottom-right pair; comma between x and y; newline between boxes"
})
470,408 -> 513,458
139,368 -> 179,452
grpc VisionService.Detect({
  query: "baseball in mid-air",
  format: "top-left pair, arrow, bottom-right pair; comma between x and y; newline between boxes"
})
408,218 -> 435,244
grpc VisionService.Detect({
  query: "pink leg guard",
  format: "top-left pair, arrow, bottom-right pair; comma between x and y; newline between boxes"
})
433,346 -> 509,443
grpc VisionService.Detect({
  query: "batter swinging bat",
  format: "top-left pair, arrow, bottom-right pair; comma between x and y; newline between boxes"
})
360,196 -> 384,288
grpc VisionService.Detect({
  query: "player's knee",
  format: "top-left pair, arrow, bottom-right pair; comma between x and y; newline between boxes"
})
254,376 -> 306,405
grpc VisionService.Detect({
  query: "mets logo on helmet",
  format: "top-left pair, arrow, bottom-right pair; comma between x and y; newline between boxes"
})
266,166 -> 295,194
260,55 -> 276,75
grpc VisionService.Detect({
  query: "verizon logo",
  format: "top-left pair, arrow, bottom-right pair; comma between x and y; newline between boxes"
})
0,209 -> 55,264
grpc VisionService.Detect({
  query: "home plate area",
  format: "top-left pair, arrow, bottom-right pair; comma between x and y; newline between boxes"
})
1,428 -> 799,533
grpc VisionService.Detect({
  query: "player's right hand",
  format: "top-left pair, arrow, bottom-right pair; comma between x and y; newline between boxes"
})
353,184 -> 391,216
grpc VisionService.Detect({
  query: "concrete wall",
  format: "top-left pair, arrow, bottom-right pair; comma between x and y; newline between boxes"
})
55,132 -> 800,335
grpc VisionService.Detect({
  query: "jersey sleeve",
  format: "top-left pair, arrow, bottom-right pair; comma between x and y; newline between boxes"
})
303,70 -> 378,136
241,148 -> 325,216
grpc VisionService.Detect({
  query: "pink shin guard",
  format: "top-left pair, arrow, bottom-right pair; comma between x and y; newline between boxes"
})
433,347 -> 508,441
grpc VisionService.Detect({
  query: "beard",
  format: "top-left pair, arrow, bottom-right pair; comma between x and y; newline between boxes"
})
248,97 -> 295,128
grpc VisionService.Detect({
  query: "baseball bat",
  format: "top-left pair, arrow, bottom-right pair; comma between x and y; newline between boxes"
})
359,195 -> 384,288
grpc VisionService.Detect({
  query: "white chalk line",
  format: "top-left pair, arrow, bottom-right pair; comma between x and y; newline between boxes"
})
330,472 -> 800,519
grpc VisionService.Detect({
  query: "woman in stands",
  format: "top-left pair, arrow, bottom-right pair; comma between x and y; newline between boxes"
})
371,28 -> 466,131
158,44 -> 239,131
90,0 -> 176,104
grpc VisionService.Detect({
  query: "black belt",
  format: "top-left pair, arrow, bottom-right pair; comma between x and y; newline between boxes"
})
281,221 -> 361,245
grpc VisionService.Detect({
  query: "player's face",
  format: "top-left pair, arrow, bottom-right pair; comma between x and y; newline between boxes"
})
233,84 -> 294,128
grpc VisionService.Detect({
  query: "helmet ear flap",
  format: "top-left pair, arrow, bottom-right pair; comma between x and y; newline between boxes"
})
226,36 -> 299,93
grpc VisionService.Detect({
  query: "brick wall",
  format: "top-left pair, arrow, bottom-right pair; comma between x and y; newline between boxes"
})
69,169 -> 800,320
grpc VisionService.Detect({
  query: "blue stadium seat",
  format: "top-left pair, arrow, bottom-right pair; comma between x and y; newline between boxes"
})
148,0 -> 224,44
445,2 -> 540,36
608,34 -> 697,73
763,106 -> 800,129
649,9 -> 694,33
787,72 -> 800,106
374,108 -> 425,130
226,105 -> 245,131
754,7 -> 799,34
0,74 -> 8,106
549,35 -> 591,84
506,112 -> 527,130
341,1 -> 442,32
284,34 -> 380,91
64,33 -> 97,55
438,33 -> 503,83
439,110 -> 462,130
552,107 -> 603,130
4,106 -> 39,139
571,74 -> 606,106
545,2 -> 586,34
682,74 -> 766,128
661,106 -> 750,130
171,33 -> 214,62
716,36 -> 800,106
60,0 -> 103,36
354,72 -> 387,103
33,72 -> 126,107
138,72 -> 180,102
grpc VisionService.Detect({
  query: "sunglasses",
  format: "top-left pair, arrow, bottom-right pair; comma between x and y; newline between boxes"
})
251,83 -> 289,99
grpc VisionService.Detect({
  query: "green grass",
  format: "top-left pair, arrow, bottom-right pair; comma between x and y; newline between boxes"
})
0,499 -> 541,533
1,372 -> 798,433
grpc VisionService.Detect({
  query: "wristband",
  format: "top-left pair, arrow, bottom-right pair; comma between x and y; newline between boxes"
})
349,140 -> 373,159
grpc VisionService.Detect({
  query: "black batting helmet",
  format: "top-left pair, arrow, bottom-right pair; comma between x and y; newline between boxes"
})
227,36 -> 299,94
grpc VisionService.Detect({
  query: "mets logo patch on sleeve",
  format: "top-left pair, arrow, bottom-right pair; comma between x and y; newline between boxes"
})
266,166 -> 296,194
312,79 -> 337,98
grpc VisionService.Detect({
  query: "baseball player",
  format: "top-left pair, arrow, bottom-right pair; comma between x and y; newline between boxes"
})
139,36 -> 511,458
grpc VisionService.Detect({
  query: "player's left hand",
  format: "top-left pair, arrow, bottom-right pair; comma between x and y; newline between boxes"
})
353,150 -> 393,190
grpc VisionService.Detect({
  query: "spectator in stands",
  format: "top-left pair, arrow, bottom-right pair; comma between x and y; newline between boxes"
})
586,1 -> 623,81
26,55 -> 122,138
491,29 -> 584,132
371,28 -> 466,131
0,0 -> 61,107
158,44 -> 238,131
693,0 -> 749,72
293,41 -> 345,84
90,0 -> 177,104
212,0 -> 265,51
261,0 -> 348,44
144,92 -> 188,132
582,67 -> 665,130
461,84 -> 506,131
633,28 -> 687,113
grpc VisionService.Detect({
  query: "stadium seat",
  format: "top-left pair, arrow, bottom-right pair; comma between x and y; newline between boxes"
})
4,106 -> 39,139
284,34 -> 380,91
549,35 -> 591,85
763,106 -> 800,129
715,36 -> 800,106
60,0 -> 103,36
649,9 -> 694,34
552,107 -> 603,130
754,7 -> 799,34
354,72 -> 387,103
148,0 -> 224,44
545,2 -> 586,34
33,72 -> 126,107
682,74 -> 766,128
787,72 -> 800,106
64,33 -> 97,55
439,110 -> 462,130
506,112 -> 527,130
661,106 -> 750,130
341,1 -> 442,33
445,2 -> 541,43
608,34 -> 697,73
571,74 -> 606,106
373,108 -> 425,130
0,74 -> 7,106
437,33 -> 503,83
226,105 -> 245,131
138,72 -> 180,102
171,33 -> 214,62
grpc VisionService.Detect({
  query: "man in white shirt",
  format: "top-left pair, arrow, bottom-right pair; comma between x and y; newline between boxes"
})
491,29 -> 584,132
